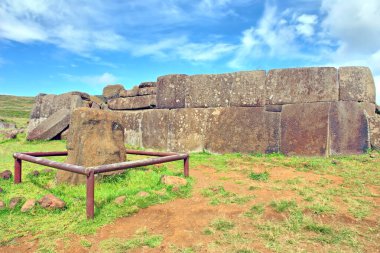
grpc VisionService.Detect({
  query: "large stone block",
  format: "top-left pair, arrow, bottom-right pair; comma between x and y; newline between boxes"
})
119,111 -> 143,147
103,84 -> 124,100
168,108 -> 210,152
108,95 -> 156,110
329,101 -> 370,155
28,93 -> 84,132
141,109 -> 169,150
185,74 -> 232,108
266,67 -> 338,105
57,108 -> 126,184
369,115 -> 380,150
156,74 -> 188,109
27,109 -> 71,140
230,70 -> 266,107
281,102 -> 331,156
339,66 -> 376,103
205,107 -> 281,153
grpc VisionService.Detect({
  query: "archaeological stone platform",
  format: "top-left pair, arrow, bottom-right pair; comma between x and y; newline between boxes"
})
109,66 -> 379,156
28,66 -> 380,156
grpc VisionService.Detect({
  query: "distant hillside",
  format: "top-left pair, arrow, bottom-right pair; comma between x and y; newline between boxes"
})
0,95 -> 35,128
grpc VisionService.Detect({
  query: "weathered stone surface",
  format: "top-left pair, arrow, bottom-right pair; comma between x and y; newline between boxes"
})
281,102 -> 331,156
369,115 -> 380,150
119,86 -> 139,97
329,101 -> 370,155
28,93 -> 84,132
21,199 -> 36,212
0,170 -> 12,180
39,194 -> 66,209
103,84 -> 124,99
114,196 -> 126,205
90,95 -> 104,104
0,120 -> 16,129
108,96 -> 156,110
142,109 -> 169,150
230,71 -> 266,107
2,129 -> 19,139
168,108 -> 210,152
265,105 -> 282,112
138,87 -> 157,96
156,74 -> 188,109
339,67 -> 376,103
65,91 -> 91,101
27,109 -> 71,140
9,197 -> 23,209
266,67 -> 338,105
161,175 -> 187,186
185,74 -> 232,108
120,111 -> 143,147
205,107 -> 281,153
56,108 -> 125,184
139,82 -> 157,88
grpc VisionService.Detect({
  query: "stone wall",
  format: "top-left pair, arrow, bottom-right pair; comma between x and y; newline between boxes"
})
107,66 -> 379,156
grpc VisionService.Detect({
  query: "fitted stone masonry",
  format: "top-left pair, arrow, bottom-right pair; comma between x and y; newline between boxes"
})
109,66 -> 378,156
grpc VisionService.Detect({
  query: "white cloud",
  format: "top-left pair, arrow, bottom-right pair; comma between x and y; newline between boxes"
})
63,72 -> 118,86
229,3 -> 311,68
321,0 -> 380,55
296,14 -> 317,37
177,42 -> 237,62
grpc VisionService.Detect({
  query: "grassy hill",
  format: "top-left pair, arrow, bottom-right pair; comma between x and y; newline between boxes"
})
0,95 -> 35,128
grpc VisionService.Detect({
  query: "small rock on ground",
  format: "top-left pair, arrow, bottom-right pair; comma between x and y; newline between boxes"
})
0,170 -> 12,180
39,194 -> 66,209
9,197 -> 23,209
160,175 -> 187,187
137,191 -> 149,197
114,196 -> 126,205
29,170 -> 40,177
0,200 -> 5,209
21,199 -> 36,212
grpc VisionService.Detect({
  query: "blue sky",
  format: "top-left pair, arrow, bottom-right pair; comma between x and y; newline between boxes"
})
0,0 -> 379,104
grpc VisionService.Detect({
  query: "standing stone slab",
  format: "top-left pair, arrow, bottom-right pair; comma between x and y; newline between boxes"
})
156,74 -> 188,109
339,66 -> 376,103
281,102 -> 331,156
56,108 -> 125,185
266,67 -> 338,105
205,107 -> 281,153
120,111 -> 143,147
185,74 -> 232,108
369,115 -> 380,150
168,108 -> 210,152
141,109 -> 169,150
230,70 -> 266,107
329,101 -> 369,155
27,109 -> 71,140
108,95 -> 156,110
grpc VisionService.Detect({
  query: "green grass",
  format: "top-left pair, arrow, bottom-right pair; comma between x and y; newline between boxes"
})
99,228 -> 163,252
201,186 -> 252,205
0,137 -> 192,252
249,171 -> 270,181
0,95 -> 34,128
270,200 -> 298,212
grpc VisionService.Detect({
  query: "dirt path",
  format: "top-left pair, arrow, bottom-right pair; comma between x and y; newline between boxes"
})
2,163 -> 379,252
